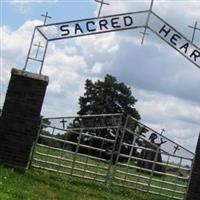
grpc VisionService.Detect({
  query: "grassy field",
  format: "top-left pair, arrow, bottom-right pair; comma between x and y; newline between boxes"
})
0,140 -> 188,200
31,144 -> 187,199
0,165 -> 170,200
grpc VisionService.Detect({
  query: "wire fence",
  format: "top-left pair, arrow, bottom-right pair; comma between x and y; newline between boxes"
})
30,114 -> 194,200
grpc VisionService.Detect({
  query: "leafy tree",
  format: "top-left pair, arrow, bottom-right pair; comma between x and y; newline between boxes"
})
78,74 -> 140,119
65,74 -> 141,163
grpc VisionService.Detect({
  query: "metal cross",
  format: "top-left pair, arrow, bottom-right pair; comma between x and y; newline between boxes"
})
173,145 -> 180,155
41,11 -> 52,25
34,41 -> 44,59
160,128 -> 165,135
60,118 -> 67,129
141,0 -> 154,44
95,0 -> 110,18
188,21 -> 200,43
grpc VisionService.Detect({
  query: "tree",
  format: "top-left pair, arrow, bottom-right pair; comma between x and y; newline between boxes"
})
69,74 -> 141,163
78,74 -> 140,119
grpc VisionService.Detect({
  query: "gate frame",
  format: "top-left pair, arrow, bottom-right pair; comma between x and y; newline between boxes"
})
30,114 -> 195,200
23,4 -> 200,74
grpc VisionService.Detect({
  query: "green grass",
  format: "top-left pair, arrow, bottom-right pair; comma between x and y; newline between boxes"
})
0,144 -> 187,200
0,165 -> 171,200
31,145 -> 187,199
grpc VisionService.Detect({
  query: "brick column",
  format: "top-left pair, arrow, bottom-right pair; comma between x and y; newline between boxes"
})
186,133 -> 200,200
0,68 -> 48,170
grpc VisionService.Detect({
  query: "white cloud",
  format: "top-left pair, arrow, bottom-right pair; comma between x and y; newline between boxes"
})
136,89 -> 200,126
0,19 -> 88,116
1,0 -> 200,152
74,0 -> 200,150
91,62 -> 103,74
0,20 -> 42,96
1,20 -> 41,58
134,88 -> 200,151
98,0 -> 200,17
94,0 -> 200,45
48,81 -> 61,93
75,33 -> 119,55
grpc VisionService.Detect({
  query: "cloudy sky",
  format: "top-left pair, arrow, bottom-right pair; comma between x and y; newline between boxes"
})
1,0 -> 200,152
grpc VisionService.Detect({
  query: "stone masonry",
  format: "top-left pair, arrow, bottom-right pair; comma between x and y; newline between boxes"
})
0,68 -> 48,169
185,133 -> 200,200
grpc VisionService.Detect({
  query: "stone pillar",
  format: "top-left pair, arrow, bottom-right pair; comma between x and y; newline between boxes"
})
186,133 -> 200,200
0,68 -> 48,170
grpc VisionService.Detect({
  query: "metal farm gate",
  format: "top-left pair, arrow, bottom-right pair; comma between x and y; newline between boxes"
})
30,114 -> 194,200
31,114 -> 123,183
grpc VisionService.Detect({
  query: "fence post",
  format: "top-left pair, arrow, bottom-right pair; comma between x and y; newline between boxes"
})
185,133 -> 200,200
111,115 -> 129,184
28,117 -> 43,169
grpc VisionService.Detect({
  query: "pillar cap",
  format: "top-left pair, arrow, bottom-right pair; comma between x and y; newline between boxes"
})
11,68 -> 49,83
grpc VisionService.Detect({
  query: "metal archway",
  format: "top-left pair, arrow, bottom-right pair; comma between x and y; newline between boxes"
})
23,3 -> 200,74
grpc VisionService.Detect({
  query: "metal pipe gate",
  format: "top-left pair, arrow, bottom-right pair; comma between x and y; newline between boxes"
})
30,114 -> 194,200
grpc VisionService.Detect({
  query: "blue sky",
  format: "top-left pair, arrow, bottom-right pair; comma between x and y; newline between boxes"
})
1,1 -> 96,29
1,0 -> 200,151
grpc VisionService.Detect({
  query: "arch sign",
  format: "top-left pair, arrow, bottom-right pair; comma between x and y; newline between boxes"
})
23,7 -> 200,74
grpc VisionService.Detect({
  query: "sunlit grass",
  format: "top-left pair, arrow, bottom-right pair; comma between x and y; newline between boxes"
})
30,145 -> 188,200
0,165 -> 169,200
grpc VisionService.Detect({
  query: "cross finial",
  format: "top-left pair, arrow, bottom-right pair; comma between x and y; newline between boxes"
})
34,41 -> 44,59
95,0 -> 110,18
60,118 -> 67,129
173,145 -> 180,155
41,11 -> 52,25
160,128 -> 165,135
188,21 -> 200,43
